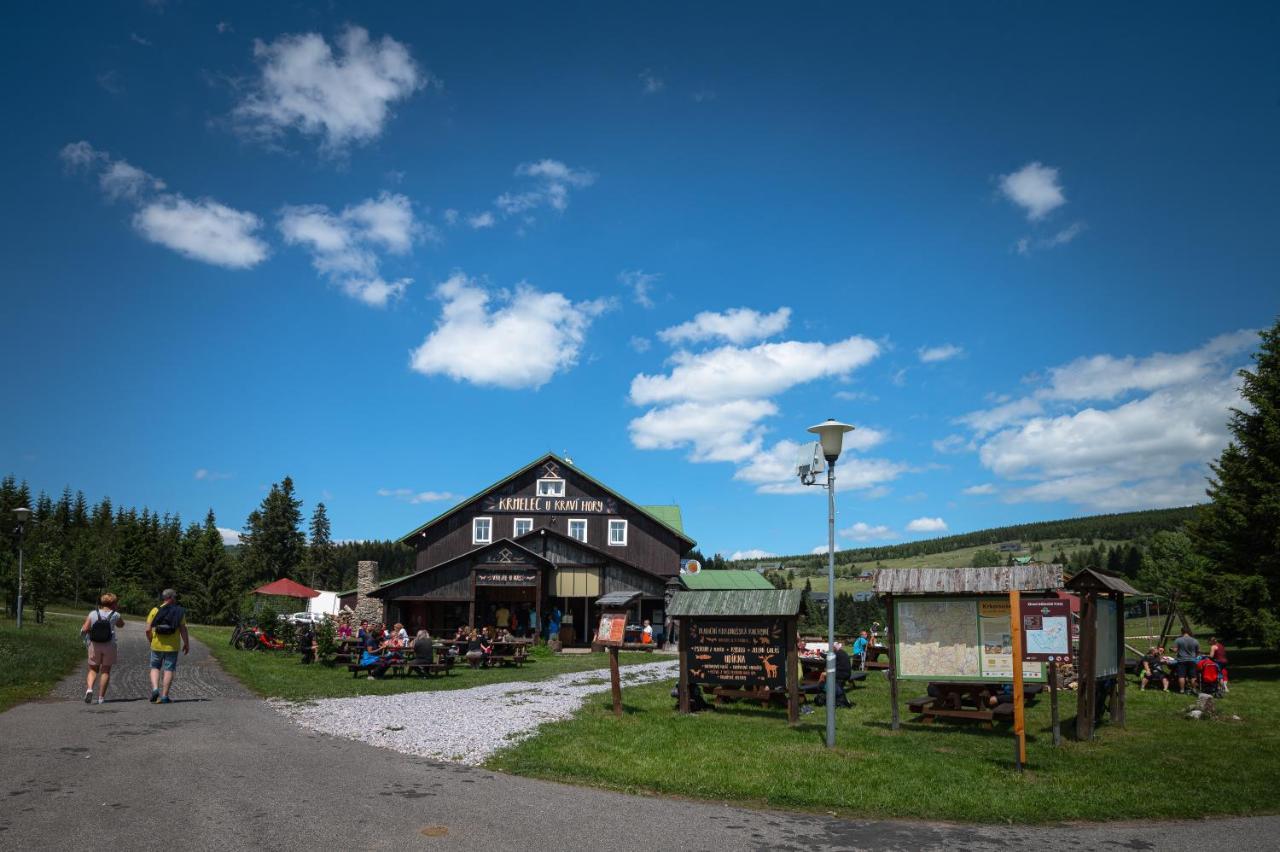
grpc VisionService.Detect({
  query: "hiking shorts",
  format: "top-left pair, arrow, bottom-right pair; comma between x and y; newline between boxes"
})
1175,660 -> 1196,680
88,642 -> 118,668
149,650 -> 179,672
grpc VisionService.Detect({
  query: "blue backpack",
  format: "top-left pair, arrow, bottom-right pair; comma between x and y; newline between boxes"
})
152,604 -> 184,635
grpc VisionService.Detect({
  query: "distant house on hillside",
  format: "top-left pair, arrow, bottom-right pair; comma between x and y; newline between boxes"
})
998,540 -> 1023,552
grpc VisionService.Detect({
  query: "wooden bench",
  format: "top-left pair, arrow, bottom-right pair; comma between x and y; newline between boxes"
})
406,660 -> 452,678
347,660 -> 407,679
712,687 -> 788,708
907,696 -> 936,714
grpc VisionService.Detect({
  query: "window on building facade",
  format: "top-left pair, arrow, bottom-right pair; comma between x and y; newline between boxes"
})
514,517 -> 533,537
608,519 -> 628,546
472,517 -> 492,544
568,518 -> 588,542
537,478 -> 565,497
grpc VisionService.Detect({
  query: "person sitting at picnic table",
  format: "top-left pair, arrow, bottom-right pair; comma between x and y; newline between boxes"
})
411,630 -> 434,666
480,633 -> 494,665
360,628 -> 392,680
1210,637 -> 1229,692
1140,647 -> 1169,691
356,620 -> 370,642
641,619 -> 653,644
454,625 -> 469,643
495,627 -> 512,643
465,630 -> 485,668
394,622 -> 409,646
337,620 -> 353,640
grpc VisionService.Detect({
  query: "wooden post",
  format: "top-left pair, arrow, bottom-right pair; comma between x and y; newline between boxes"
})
1009,589 -> 1027,770
1076,590 -> 1098,741
786,617 -> 799,725
1113,591 -> 1126,727
678,618 -> 691,714
886,595 -> 900,731
1049,660 -> 1061,747
608,645 -> 622,718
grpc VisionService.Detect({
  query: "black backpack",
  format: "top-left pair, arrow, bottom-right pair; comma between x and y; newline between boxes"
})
87,609 -> 115,643
152,604 -> 183,635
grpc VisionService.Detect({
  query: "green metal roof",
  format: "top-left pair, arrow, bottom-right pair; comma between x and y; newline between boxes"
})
668,589 -> 804,617
640,504 -> 684,533
680,570 -> 775,591
396,453 -> 695,547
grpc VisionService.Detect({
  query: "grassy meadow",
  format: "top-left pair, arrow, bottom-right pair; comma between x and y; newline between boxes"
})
487,647 -> 1280,823
188,623 -> 667,701
0,615 -> 86,712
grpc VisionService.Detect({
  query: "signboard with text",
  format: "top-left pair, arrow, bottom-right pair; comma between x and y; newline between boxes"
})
894,596 -> 1045,682
473,569 -> 539,587
684,618 -> 787,691
1020,597 -> 1073,664
597,611 -> 626,647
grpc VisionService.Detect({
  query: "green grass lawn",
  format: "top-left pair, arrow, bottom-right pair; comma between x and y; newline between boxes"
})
188,623 -> 668,701
0,615 -> 87,712
486,648 -> 1280,823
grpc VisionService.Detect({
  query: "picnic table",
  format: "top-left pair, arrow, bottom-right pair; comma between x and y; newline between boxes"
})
439,637 -> 531,668
906,681 -> 1044,725
862,644 -> 890,670
345,641 -> 455,679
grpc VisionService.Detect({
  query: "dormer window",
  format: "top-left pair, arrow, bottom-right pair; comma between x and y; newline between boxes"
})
537,478 -> 565,497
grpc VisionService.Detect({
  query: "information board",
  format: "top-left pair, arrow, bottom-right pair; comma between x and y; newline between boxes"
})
894,596 -> 1044,682
1020,598 -> 1073,664
1094,597 -> 1118,677
596,611 -> 626,646
684,618 -> 786,690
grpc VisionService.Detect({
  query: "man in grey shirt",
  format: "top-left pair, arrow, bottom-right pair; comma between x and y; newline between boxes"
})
1173,628 -> 1200,694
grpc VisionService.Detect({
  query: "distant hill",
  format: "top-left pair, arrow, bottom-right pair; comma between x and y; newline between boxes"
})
727,505 -> 1198,572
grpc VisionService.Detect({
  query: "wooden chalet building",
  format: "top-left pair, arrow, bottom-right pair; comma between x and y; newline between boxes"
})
368,454 -> 696,645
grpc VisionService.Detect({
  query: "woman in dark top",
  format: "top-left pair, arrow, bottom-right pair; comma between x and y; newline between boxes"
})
412,630 -> 434,665
465,630 -> 484,668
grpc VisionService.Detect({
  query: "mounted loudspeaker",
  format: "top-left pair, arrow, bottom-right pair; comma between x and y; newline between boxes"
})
795,441 -> 827,480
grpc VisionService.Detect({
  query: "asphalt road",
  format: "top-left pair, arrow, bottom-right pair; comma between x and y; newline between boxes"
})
1,626 -> 1274,851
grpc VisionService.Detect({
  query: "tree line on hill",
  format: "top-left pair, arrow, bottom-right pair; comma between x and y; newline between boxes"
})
0,474 -> 414,624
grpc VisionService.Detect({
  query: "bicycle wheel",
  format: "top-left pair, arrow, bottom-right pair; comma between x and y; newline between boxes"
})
236,633 -> 258,651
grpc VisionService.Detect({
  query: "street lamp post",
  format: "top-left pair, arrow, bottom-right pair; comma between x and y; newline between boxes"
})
804,419 -> 854,750
13,507 -> 30,629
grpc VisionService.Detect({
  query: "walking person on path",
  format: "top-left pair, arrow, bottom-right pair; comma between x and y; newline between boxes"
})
1173,627 -> 1200,695
79,593 -> 124,704
145,588 -> 189,704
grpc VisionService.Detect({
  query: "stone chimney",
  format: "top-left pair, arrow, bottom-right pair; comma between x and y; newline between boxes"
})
355,560 -> 384,624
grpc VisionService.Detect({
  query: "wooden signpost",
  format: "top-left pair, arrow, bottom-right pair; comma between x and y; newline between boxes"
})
1009,590 -> 1026,771
595,592 -> 641,718
1020,596 -> 1073,748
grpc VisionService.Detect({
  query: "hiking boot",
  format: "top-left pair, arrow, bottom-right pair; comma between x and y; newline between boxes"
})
84,690 -> 93,704
149,689 -> 160,703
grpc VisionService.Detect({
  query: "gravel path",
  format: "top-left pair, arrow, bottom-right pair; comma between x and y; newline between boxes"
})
274,659 -> 679,765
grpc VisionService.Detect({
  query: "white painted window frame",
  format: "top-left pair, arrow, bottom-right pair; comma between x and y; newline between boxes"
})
608,518 -> 628,547
568,518 -> 588,543
536,478 -> 565,497
472,516 -> 493,544
513,517 -> 533,537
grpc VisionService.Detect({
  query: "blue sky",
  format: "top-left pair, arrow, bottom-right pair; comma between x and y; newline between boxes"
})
2,3 -> 1277,559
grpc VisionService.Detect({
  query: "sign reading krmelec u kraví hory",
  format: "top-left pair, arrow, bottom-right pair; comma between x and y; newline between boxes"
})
481,494 -> 619,514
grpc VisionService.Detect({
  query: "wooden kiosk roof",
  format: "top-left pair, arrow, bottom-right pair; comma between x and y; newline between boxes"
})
1064,567 -> 1144,596
873,564 -> 1064,596
669,589 -> 804,617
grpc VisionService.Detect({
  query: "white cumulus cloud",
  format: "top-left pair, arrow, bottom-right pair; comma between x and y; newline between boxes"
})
134,196 -> 268,269
728,549 -> 775,561
620,269 -> 660,308
279,192 -> 422,306
409,272 -> 611,389
999,161 -> 1065,221
378,488 -> 458,504
658,307 -> 791,346
906,517 -> 948,533
233,25 -> 426,151
840,522 -> 896,541
217,527 -> 242,545
918,343 -> 963,363
61,141 -> 266,270
962,483 -> 997,495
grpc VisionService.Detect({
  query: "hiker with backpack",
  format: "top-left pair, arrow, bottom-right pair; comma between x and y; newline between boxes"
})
79,593 -> 125,705
145,588 -> 189,704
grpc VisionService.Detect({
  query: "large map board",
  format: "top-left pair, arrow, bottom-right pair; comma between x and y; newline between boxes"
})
894,596 -> 1045,682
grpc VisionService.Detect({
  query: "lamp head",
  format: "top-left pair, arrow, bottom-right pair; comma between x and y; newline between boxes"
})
13,506 -> 30,524
807,419 -> 855,462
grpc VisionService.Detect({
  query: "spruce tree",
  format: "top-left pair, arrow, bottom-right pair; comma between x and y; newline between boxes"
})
307,502 -> 334,589
1190,318 -> 1280,647
241,476 -> 306,583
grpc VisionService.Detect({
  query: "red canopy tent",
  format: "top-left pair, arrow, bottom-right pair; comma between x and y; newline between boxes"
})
252,578 -> 320,599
